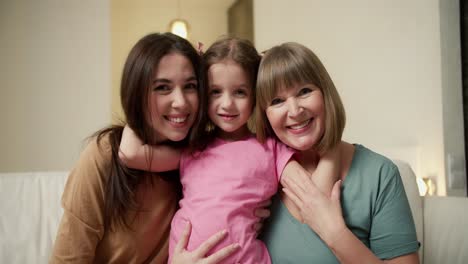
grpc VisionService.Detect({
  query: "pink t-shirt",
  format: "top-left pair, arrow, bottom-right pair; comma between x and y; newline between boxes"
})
168,136 -> 294,264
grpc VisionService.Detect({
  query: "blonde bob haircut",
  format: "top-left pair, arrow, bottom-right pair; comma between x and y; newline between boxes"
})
255,42 -> 346,154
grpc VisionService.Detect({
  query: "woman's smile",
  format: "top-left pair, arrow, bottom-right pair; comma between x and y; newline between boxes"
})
286,118 -> 313,134
164,114 -> 191,128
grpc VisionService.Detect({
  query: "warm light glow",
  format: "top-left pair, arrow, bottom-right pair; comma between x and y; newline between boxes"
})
424,178 -> 436,196
416,178 -> 428,196
169,19 -> 189,39
416,177 -> 437,196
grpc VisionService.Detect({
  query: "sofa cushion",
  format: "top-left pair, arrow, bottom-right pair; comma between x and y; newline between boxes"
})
393,160 -> 424,263
423,196 -> 468,264
0,172 -> 68,264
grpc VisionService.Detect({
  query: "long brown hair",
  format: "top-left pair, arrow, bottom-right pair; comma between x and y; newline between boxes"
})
94,32 -> 202,229
194,37 -> 261,150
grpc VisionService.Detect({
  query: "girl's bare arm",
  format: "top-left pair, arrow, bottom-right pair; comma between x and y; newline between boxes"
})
119,125 -> 181,172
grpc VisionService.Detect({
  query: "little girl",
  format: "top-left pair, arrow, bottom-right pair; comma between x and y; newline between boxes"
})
119,37 -> 339,263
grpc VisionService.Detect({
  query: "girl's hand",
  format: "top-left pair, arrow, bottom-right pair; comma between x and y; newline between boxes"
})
171,222 -> 240,264
281,175 -> 347,247
253,199 -> 271,235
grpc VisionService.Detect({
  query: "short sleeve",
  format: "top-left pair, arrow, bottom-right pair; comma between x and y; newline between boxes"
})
370,163 -> 420,259
270,139 -> 295,182
50,138 -> 109,263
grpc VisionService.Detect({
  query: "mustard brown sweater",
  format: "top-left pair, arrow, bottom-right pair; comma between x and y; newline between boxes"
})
50,134 -> 178,263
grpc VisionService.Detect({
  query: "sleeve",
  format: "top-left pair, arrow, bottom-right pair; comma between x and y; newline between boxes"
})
50,138 -> 109,263
369,163 -> 420,259
271,139 -> 296,182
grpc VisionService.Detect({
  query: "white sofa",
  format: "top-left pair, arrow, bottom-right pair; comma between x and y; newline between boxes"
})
0,161 -> 467,263
0,171 -> 68,264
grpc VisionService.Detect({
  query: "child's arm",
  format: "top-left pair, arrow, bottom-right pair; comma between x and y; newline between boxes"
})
281,146 -> 340,197
119,125 -> 181,172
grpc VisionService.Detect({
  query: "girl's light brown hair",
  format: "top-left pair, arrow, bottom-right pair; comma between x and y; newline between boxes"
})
195,36 -> 261,149
255,42 -> 345,154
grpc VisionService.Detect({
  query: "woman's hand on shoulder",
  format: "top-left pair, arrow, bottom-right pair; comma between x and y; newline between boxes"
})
281,174 -> 346,246
171,221 -> 240,264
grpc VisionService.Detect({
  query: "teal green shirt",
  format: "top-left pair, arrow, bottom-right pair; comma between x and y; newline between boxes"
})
261,145 -> 420,263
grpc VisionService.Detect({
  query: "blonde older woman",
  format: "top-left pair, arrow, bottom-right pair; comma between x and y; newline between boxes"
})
256,42 -> 420,263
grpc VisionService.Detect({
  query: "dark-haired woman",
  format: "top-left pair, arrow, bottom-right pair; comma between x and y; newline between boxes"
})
50,33 -> 242,264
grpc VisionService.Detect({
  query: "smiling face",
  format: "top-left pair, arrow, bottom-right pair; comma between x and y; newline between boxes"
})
148,52 -> 199,143
207,60 -> 253,140
265,83 -> 325,151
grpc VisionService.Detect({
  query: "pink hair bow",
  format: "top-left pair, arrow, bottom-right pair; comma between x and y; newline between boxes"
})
197,42 -> 204,55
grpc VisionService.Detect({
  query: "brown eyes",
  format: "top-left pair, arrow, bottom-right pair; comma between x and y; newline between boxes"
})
152,83 -> 198,92
209,88 -> 249,97
270,98 -> 284,105
153,85 -> 170,92
270,87 -> 313,106
184,83 -> 198,90
298,88 -> 312,96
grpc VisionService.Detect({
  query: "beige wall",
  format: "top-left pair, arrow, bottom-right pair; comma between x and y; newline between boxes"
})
3,0 -> 464,196
254,0 -> 465,195
0,0 -> 235,172
0,0 -> 111,171
110,0 -> 235,121
228,0 -> 254,42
